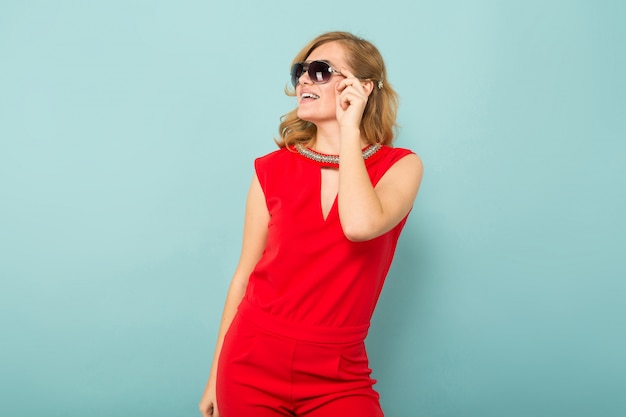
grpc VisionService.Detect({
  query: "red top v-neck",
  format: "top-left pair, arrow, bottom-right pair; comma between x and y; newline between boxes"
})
239,145 -> 414,343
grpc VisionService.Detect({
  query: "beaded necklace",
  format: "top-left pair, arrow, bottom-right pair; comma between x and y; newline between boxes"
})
294,143 -> 382,167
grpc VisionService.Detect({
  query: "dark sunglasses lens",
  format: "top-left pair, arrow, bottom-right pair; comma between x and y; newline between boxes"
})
291,63 -> 304,86
308,61 -> 332,83
291,61 -> 333,86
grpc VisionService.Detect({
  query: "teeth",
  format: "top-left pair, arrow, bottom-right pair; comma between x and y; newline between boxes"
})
302,93 -> 319,99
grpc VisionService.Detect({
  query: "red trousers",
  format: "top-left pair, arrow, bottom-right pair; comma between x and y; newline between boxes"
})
216,310 -> 384,416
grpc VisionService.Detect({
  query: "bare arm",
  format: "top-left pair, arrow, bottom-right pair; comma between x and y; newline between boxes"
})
334,68 -> 423,241
338,135 -> 423,241
199,173 -> 269,417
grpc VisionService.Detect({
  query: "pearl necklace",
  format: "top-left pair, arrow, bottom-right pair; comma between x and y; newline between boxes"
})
294,142 -> 382,166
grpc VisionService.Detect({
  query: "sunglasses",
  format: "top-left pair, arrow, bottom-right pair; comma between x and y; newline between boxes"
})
290,60 -> 342,87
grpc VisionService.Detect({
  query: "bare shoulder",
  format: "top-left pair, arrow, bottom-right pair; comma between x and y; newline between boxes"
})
379,151 -> 424,187
397,152 -> 423,174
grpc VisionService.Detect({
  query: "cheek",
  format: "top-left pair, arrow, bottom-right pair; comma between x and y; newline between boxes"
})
327,81 -> 341,94
319,95 -> 337,111
322,84 -> 339,104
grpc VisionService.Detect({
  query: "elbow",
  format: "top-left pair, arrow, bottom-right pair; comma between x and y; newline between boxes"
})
342,221 -> 379,242
344,231 -> 370,242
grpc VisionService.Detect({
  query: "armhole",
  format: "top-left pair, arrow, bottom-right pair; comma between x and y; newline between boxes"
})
254,157 -> 266,196
372,148 -> 416,187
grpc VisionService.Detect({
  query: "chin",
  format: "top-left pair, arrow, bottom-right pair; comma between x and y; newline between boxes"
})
297,109 -> 315,123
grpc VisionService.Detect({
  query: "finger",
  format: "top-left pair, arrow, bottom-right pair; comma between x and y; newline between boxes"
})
338,67 -> 366,91
336,87 -> 349,111
340,92 -> 362,111
339,66 -> 357,79
336,87 -> 348,110
341,94 -> 351,110
337,79 -> 361,93
336,83 -> 366,103
337,86 -> 366,107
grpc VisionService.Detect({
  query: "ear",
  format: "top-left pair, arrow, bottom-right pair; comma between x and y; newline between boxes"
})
361,80 -> 374,97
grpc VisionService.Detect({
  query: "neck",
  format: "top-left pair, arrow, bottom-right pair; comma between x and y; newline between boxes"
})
312,122 -> 367,154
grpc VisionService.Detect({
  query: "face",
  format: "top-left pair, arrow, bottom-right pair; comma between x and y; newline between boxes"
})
295,41 -> 351,125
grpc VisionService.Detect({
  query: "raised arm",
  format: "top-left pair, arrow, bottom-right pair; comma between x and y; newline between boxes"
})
199,173 -> 269,417
335,68 -> 423,242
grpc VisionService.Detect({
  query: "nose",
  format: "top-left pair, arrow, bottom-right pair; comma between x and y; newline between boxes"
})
297,69 -> 313,86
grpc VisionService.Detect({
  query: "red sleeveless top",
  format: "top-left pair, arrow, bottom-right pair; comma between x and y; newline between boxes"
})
239,145 -> 414,343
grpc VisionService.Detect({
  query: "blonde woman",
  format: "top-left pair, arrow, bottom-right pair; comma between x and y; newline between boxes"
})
200,31 -> 423,417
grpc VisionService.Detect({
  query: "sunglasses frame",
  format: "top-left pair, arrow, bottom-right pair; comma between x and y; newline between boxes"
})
290,60 -> 342,87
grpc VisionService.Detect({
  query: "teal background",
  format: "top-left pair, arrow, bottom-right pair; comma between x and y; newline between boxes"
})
1,1 -> 624,416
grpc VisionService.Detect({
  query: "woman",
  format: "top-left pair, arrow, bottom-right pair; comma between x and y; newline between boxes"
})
199,31 -> 423,417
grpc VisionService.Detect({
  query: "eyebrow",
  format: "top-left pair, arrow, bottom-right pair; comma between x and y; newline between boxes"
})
305,59 -> 337,67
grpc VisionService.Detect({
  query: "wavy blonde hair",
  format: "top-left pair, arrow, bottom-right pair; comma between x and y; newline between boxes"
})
276,31 -> 399,148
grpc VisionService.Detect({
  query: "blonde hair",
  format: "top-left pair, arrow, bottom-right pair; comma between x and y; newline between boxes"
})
276,31 -> 399,148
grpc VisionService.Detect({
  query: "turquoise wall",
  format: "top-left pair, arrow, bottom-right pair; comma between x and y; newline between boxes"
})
1,1 -> 624,416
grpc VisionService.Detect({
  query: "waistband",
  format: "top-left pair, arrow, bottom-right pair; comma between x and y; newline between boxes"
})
238,298 -> 369,344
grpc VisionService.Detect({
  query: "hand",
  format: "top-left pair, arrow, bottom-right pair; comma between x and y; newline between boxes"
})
198,383 -> 219,417
335,68 -> 372,131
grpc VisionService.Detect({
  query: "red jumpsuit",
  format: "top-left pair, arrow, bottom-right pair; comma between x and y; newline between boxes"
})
217,145 -> 414,416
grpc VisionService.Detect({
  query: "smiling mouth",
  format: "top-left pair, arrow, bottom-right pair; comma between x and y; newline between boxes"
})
301,93 -> 320,100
